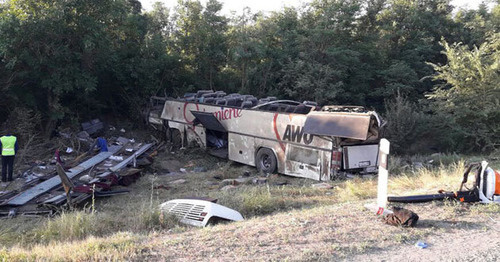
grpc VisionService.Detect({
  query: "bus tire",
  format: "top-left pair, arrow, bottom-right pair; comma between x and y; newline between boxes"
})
256,148 -> 277,174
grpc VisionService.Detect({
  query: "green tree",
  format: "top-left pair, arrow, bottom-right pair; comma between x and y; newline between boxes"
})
375,0 -> 456,99
0,0 -> 130,136
173,0 -> 227,89
277,0 -> 365,104
428,33 -> 500,151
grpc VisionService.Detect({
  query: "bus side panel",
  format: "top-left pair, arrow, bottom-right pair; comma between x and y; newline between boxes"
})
228,133 -> 255,166
187,126 -> 206,147
167,121 -> 185,137
284,144 -> 321,180
168,122 -> 206,147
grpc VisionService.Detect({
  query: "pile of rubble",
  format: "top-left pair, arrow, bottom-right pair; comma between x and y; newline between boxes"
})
0,129 -> 159,217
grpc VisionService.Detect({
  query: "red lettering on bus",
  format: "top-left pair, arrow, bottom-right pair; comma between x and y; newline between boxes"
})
213,108 -> 243,121
183,102 -> 199,124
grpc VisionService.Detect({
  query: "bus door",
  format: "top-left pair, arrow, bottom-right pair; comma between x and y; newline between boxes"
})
191,111 -> 228,158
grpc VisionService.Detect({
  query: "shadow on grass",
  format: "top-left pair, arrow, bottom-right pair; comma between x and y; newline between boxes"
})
416,219 -> 483,230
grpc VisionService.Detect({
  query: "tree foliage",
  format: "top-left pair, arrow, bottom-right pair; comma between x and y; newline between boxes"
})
0,0 -> 497,153
428,33 -> 500,151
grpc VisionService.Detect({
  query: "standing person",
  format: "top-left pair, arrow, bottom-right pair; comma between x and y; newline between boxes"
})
0,133 -> 18,184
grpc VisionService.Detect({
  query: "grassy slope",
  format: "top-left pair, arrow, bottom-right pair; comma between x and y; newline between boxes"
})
0,151 -> 499,261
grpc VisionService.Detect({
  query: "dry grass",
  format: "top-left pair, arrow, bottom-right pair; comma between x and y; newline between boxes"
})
0,232 -> 144,261
0,151 -> 498,260
388,160 -> 466,195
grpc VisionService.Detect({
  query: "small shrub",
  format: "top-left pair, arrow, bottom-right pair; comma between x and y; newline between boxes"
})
388,160 -> 466,195
156,210 -> 183,230
2,107 -> 41,143
5,232 -> 142,261
469,202 -> 500,216
216,186 -> 287,217
32,210 -> 99,242
384,94 -> 423,154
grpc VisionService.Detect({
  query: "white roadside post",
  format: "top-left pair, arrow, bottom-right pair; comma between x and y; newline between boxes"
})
365,138 -> 393,215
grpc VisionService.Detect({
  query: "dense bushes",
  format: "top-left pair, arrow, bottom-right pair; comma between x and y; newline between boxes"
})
0,0 -> 498,153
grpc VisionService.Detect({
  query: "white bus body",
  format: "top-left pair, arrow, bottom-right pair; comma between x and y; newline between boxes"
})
149,92 -> 385,181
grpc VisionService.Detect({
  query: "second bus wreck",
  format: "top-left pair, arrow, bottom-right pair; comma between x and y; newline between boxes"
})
149,90 -> 386,181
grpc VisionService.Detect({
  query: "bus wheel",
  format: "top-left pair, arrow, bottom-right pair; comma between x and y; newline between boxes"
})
256,148 -> 277,174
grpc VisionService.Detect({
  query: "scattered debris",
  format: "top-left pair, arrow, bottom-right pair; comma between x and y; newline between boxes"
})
382,207 -> 419,227
156,170 -> 170,175
6,145 -> 122,206
312,183 -> 333,189
220,185 -> 238,191
159,199 -> 244,227
76,131 -> 90,140
79,175 -> 93,183
109,143 -> 154,172
252,177 -> 267,184
153,185 -> 170,190
273,181 -> 288,186
193,166 -> 207,173
135,157 -> 152,166
221,177 -> 251,186
169,179 -> 186,185
109,156 -> 124,161
116,137 -> 130,146
158,160 -> 183,171
413,162 -> 425,170
81,119 -> 104,135
0,136 -> 158,217
415,241 -> 428,249
235,177 -> 251,184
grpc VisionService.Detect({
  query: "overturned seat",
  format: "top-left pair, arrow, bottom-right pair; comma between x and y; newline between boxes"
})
215,99 -> 226,105
241,101 -> 253,108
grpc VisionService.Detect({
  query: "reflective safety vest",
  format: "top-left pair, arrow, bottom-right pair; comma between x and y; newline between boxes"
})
0,136 -> 17,156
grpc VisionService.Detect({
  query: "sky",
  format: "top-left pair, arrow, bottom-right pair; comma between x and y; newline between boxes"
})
139,0 -> 491,14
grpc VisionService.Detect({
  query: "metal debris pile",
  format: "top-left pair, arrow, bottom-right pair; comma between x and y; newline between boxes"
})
0,136 -> 159,218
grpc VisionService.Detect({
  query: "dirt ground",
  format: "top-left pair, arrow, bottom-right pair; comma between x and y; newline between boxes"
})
129,149 -> 500,262
137,199 -> 499,261
132,147 -> 500,262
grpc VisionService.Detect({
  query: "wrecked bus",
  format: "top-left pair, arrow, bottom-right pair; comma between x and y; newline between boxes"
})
148,90 -> 385,181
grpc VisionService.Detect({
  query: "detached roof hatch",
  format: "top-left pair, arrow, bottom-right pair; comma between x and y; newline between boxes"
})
191,111 -> 226,132
302,112 -> 372,140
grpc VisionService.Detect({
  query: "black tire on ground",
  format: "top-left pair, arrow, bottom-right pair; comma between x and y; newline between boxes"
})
256,148 -> 277,174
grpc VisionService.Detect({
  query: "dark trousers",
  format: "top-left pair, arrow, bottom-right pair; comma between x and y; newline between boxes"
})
1,155 -> 15,182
